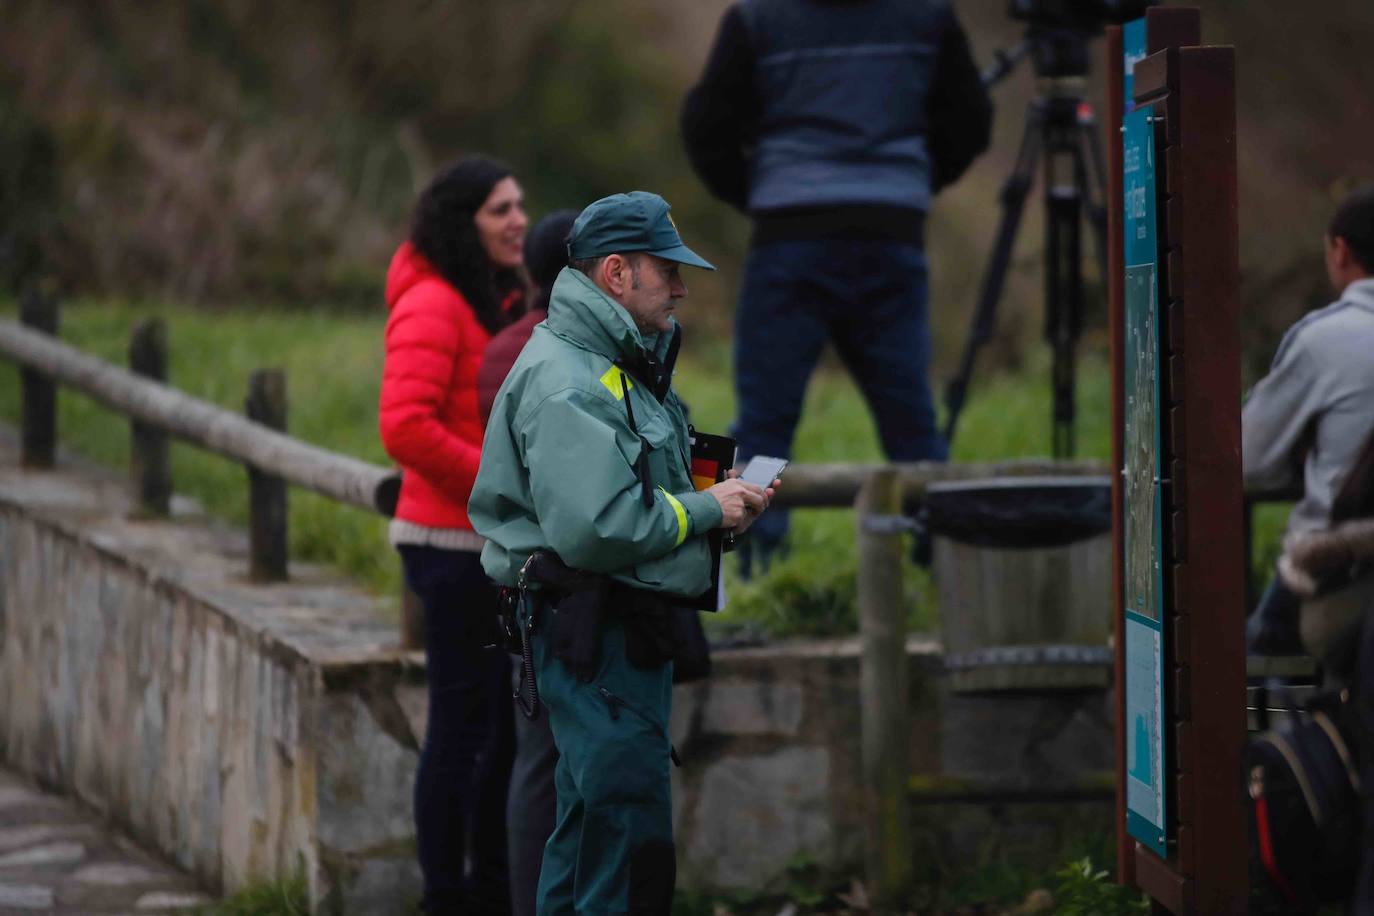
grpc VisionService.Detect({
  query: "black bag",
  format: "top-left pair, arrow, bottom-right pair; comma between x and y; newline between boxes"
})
1245,690 -> 1361,913
616,590 -> 713,682
548,584 -> 609,682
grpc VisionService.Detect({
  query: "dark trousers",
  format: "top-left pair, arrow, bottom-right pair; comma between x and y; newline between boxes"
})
1355,608 -> 1374,912
732,238 -> 948,558
400,545 -> 514,915
508,661 -> 558,916
526,606 -> 676,915
1246,574 -> 1303,656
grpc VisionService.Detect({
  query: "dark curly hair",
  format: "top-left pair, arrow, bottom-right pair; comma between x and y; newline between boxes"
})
410,155 -> 525,334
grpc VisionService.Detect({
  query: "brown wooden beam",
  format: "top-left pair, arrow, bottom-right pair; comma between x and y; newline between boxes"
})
246,369 -> 289,583
1132,50 -> 1176,105
1105,22 -> 1132,887
0,318 -> 397,514
128,318 -> 171,517
18,286 -> 57,469
1176,44 -> 1247,912
1135,843 -> 1190,913
856,469 -> 914,907
770,458 -> 1107,508
1146,7 -> 1201,54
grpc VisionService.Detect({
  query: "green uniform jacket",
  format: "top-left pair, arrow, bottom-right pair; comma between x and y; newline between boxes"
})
469,266 -> 723,594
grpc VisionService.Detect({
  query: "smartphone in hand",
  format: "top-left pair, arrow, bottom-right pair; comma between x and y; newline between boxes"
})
739,455 -> 787,488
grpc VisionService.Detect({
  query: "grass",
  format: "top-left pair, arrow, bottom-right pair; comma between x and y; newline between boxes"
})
195,877 -> 308,915
672,839 -> 1147,915
0,298 -> 1285,634
0,298 -> 400,599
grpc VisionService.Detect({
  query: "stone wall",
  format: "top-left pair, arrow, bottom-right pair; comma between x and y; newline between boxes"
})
670,643 -> 1114,894
0,439 -> 1114,911
0,449 -> 426,913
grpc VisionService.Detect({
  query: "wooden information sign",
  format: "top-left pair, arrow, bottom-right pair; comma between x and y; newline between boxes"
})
1107,7 -> 1247,913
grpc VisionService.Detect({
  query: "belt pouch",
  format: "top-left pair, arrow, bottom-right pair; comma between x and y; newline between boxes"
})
550,583 -> 608,682
669,607 -> 711,684
622,591 -> 676,671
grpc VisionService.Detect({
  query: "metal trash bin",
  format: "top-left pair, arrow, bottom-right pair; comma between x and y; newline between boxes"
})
927,476 -> 1113,692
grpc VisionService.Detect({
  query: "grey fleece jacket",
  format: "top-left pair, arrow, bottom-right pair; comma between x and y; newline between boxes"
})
1242,278 -> 1374,535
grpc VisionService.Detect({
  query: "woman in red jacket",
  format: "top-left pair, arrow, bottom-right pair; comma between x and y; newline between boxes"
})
379,155 -> 527,915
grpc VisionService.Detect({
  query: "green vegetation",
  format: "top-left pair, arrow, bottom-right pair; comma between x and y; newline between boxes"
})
1049,857 -> 1150,916
0,300 -> 400,598
673,846 -> 1147,915
194,876 -> 308,916
0,299 -> 1287,634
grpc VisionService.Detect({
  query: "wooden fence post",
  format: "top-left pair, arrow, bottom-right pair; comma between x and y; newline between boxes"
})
856,468 -> 913,910
19,284 -> 57,468
128,318 -> 171,517
246,369 -> 288,582
375,474 -> 424,651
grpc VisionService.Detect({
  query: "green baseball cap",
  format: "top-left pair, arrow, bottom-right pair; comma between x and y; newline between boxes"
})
568,191 -> 716,270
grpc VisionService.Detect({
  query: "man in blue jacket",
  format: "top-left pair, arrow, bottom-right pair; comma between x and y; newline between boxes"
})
682,0 -> 992,570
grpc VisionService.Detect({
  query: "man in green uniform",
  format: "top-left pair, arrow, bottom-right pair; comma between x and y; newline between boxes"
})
469,191 -> 775,915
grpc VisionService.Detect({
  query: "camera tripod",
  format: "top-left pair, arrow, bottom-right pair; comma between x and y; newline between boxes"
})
942,36 -> 1110,458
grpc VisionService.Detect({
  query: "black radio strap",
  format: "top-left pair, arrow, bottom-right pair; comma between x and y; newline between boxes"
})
619,370 -> 655,508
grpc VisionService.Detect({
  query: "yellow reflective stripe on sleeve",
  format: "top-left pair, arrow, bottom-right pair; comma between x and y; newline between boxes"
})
599,365 -> 633,400
660,488 -> 689,548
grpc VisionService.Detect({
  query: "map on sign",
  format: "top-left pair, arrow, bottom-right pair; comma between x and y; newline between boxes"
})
1124,263 -> 1160,622
1121,35 -> 1168,856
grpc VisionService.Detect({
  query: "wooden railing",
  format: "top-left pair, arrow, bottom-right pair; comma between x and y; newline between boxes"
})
2,290 -> 399,566
2,289 -> 1136,907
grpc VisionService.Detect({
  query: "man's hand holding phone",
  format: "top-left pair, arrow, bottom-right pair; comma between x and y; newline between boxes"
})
705,455 -> 786,535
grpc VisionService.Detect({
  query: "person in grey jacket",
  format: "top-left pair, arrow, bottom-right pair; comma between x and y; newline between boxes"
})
1243,184 -> 1374,654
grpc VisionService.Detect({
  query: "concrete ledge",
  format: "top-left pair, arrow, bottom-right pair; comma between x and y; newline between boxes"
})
0,441 -> 424,913
0,434 -> 1116,909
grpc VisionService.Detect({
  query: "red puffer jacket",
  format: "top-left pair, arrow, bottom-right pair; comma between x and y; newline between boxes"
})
379,242 -> 494,530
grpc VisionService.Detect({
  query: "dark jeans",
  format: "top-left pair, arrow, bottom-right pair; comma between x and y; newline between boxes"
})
399,545 -> 514,915
732,238 -> 948,564
1246,575 -> 1303,656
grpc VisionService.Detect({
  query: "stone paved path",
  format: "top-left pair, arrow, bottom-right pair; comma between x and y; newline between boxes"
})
0,768 -> 214,914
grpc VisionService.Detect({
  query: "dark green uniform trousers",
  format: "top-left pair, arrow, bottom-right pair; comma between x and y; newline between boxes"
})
530,608 -> 676,915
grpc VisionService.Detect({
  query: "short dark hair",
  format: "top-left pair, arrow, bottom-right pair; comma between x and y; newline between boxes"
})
570,252 -> 645,283
569,255 -> 607,279
1329,184 -> 1374,273
525,211 -> 579,291
524,210 -> 578,314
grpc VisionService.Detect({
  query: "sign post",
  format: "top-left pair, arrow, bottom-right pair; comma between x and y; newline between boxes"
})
1108,7 -> 1247,912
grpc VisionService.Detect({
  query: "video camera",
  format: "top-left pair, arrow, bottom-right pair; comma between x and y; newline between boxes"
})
1009,0 -> 1156,33
986,0 -> 1157,81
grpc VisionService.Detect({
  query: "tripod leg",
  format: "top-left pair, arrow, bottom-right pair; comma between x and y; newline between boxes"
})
1046,150 -> 1083,459
1078,111 -> 1110,283
943,101 -> 1045,445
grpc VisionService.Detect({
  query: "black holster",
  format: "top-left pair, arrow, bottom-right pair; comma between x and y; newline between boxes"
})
522,551 -> 711,684
522,551 -> 608,682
